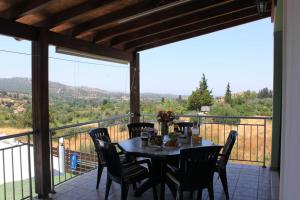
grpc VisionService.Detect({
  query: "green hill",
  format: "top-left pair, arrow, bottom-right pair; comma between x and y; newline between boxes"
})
0,77 -> 182,101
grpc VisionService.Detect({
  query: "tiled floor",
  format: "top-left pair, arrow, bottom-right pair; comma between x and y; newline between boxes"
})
50,163 -> 278,200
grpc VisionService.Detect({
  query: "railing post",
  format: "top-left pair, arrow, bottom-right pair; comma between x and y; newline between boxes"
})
263,119 -> 267,168
27,134 -> 33,199
49,130 -> 56,193
198,114 -> 201,135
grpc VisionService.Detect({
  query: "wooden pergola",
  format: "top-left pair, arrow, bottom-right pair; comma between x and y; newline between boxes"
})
0,0 -> 271,198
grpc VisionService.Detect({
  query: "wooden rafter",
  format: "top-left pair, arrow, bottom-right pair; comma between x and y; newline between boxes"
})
111,0 -> 255,47
0,17 -> 37,40
0,0 -> 272,56
134,14 -> 270,52
93,0 -> 233,43
72,0 -> 181,37
0,18 -> 132,62
48,32 -> 132,62
6,0 -> 50,19
34,0 -> 112,28
124,6 -> 258,50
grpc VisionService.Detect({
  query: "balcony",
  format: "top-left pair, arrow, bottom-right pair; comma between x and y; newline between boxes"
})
0,114 -> 278,199
50,163 -> 277,200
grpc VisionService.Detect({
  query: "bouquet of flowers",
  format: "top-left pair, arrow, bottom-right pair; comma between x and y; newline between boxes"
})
157,111 -> 175,134
157,110 -> 175,124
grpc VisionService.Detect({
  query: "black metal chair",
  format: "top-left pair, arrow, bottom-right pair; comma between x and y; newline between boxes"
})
89,127 -> 127,189
127,122 -> 154,138
214,130 -> 237,200
166,146 -> 222,200
98,139 -> 158,200
175,122 -> 193,134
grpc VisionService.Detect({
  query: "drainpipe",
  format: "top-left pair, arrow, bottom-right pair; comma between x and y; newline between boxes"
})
59,137 -> 65,174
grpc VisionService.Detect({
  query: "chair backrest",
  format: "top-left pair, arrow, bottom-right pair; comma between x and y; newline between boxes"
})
98,139 -> 122,179
88,128 -> 111,164
219,130 -> 238,168
179,146 -> 222,187
127,122 -> 154,138
176,122 -> 193,134
89,127 -> 111,143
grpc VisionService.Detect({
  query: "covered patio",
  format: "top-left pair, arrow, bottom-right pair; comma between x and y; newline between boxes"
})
1,0 -> 296,199
50,163 -> 277,200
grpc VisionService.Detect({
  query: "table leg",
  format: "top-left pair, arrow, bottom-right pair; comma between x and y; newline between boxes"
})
160,160 -> 166,200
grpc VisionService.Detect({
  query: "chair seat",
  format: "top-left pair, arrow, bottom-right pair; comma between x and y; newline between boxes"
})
122,164 -> 148,182
166,171 -> 210,191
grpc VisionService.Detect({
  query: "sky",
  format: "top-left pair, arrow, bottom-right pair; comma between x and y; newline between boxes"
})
0,18 -> 273,97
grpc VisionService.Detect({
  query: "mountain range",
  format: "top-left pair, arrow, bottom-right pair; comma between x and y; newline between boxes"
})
0,77 -> 181,101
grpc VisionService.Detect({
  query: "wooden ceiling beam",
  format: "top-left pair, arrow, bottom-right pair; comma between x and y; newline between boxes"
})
93,0 -> 233,43
6,0 -> 50,19
111,0 -> 256,47
124,6 -> 259,50
48,32 -> 132,62
35,0 -> 112,28
72,0 -> 179,37
134,13 -> 270,52
0,18 -> 132,62
0,17 -> 38,40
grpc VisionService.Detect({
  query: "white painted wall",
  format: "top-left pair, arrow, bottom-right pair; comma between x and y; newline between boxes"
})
280,0 -> 300,199
0,141 -> 34,184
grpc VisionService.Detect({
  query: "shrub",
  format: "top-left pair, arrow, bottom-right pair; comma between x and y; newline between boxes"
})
210,103 -> 240,124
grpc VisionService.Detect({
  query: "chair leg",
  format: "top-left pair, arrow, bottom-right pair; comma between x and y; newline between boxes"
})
176,189 -> 183,200
152,183 -> 158,200
121,183 -> 129,200
219,169 -> 229,199
166,180 -> 177,199
132,182 -> 137,191
190,191 -> 194,199
96,165 -> 104,189
175,186 -> 183,200
208,182 -> 214,200
197,189 -> 203,200
105,175 -> 112,200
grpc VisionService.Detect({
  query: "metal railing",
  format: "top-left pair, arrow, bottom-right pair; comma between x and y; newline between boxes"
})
0,113 -> 272,199
48,113 -> 272,192
0,131 -> 34,200
141,113 -> 272,167
49,114 -> 131,191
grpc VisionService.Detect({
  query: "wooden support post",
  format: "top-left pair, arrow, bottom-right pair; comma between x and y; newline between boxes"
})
32,29 -> 51,198
271,0 -> 283,171
130,52 -> 140,123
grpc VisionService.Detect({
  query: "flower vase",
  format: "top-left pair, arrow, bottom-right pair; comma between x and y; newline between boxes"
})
161,122 -> 169,135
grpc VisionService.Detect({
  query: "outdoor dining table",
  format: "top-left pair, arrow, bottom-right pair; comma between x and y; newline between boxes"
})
118,137 -> 215,200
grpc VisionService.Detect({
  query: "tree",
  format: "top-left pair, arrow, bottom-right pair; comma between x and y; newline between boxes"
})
257,88 -> 272,99
224,82 -> 232,104
210,102 -> 240,124
188,90 -> 202,111
188,74 -> 213,111
102,99 -> 109,105
178,95 -> 182,101
199,73 -> 208,91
